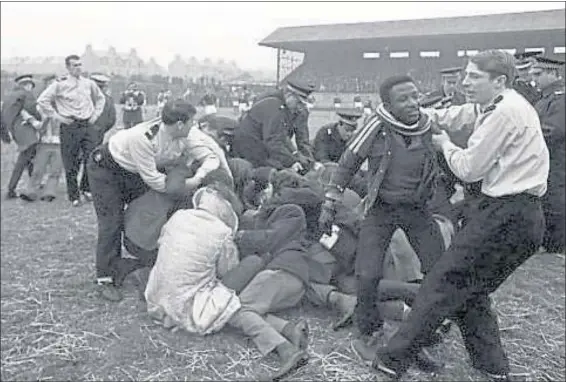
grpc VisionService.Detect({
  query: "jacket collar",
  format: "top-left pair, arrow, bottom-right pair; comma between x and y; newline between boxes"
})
541,80 -> 565,97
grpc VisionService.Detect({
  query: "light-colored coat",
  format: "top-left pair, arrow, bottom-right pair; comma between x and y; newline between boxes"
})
145,191 -> 241,335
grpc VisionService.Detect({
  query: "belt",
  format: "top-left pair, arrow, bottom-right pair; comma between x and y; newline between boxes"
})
91,143 -> 122,171
481,192 -> 540,203
61,116 -> 90,125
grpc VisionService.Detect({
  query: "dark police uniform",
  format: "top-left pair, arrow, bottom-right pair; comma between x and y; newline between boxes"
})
232,79 -> 315,170
1,75 -> 41,198
421,67 -> 469,199
513,51 -> 543,105
531,57 -> 565,253
313,109 -> 362,163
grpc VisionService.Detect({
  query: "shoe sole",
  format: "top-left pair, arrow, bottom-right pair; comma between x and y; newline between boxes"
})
272,352 -> 309,381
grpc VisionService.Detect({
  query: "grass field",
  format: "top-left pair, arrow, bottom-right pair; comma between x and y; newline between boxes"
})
1,107 -> 564,381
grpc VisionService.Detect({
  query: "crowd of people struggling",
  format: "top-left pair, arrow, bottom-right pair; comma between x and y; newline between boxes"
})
0,48 -> 564,381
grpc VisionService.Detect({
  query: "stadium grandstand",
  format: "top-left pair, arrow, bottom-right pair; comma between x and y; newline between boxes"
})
259,9 -> 565,105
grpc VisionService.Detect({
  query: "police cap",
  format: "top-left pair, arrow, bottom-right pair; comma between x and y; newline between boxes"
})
15,74 -> 35,88
531,56 -> 565,71
514,51 -> 543,60
286,79 -> 316,102
440,67 -> 462,78
198,114 -> 237,136
336,109 -> 363,127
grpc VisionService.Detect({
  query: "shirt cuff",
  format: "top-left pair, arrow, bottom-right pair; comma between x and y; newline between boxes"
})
441,141 -> 460,164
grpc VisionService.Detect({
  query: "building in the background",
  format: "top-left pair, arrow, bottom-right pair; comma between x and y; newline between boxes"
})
260,9 -> 566,96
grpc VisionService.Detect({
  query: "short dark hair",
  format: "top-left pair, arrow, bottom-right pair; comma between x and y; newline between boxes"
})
65,55 -> 81,67
470,50 -> 516,87
379,75 -> 415,104
161,99 -> 197,125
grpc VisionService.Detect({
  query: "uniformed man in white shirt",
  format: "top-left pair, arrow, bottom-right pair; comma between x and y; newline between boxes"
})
370,50 -> 549,382
37,54 -> 106,206
87,100 -> 213,301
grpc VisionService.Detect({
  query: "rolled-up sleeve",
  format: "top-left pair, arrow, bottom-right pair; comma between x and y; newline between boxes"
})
189,144 -> 221,180
441,111 -> 513,182
37,83 -> 58,117
424,104 -> 479,133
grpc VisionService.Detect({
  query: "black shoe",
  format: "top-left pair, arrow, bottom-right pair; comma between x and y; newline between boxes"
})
415,348 -> 444,372
351,331 -> 383,363
19,193 -> 38,202
371,353 -> 400,381
40,195 -> 56,202
271,349 -> 309,381
95,280 -> 123,302
5,190 -> 18,199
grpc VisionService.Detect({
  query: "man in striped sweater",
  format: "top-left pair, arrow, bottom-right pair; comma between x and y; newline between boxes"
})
318,74 -> 446,371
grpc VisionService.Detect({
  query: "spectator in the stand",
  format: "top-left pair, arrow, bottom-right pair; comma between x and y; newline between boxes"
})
334,96 -> 342,109
353,95 -> 363,110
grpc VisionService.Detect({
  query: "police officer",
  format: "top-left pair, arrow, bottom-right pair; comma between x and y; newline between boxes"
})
232,79 -> 315,172
313,109 -> 362,163
2,74 -> 42,199
87,100 -> 199,301
422,67 -> 467,109
530,56 -> 565,254
513,51 -> 543,105
421,67 -> 469,198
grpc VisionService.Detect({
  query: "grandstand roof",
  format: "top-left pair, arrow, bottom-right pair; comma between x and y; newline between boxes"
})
259,9 -> 565,49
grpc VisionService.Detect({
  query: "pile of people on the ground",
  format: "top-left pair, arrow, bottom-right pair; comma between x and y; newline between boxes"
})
0,49 -> 564,382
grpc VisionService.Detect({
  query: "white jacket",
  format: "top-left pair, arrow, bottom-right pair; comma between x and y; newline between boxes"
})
145,203 -> 240,335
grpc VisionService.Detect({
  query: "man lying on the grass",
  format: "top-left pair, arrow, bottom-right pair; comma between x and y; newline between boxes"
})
143,182 -> 311,381
239,162 -> 460,371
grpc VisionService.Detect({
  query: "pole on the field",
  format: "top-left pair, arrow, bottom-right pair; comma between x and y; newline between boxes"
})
276,48 -> 281,87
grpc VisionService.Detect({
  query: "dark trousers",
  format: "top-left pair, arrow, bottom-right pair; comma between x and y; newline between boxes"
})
355,201 -> 444,335
377,193 -> 545,376
7,143 -> 37,192
59,121 -> 97,200
87,144 -> 149,281
542,183 -> 565,253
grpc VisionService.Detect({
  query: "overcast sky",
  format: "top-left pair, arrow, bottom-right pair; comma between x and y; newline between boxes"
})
1,1 -> 564,71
